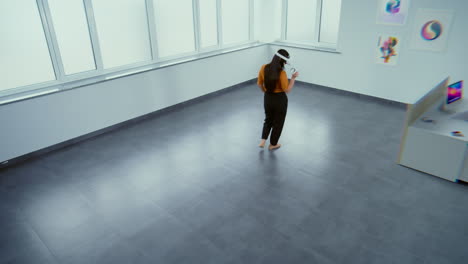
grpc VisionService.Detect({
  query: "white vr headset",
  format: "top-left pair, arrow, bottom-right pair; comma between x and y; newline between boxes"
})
275,52 -> 297,74
275,52 -> 290,61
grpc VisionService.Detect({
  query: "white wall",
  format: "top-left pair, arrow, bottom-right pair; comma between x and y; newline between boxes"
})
269,0 -> 468,104
0,46 -> 269,162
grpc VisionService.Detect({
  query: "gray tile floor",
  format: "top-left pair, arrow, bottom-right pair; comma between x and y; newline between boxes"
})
1,82 -> 468,264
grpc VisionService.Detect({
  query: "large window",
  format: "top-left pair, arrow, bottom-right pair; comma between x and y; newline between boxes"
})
92,0 -> 152,69
1,0 -> 56,93
1,0 -> 255,99
153,0 -> 196,58
283,0 -> 342,47
221,0 -> 251,46
48,0 -> 96,75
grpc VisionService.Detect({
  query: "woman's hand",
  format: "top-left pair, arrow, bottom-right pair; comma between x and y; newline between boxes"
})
292,72 -> 299,79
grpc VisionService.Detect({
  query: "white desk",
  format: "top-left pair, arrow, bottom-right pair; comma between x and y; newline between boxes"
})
400,102 -> 468,182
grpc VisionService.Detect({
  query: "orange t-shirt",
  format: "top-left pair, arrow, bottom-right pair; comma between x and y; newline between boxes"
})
257,64 -> 289,93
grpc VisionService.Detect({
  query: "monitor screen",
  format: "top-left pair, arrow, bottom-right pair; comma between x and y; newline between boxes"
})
447,80 -> 463,104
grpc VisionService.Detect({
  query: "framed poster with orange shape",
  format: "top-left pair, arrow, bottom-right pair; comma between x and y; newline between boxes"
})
376,35 -> 401,66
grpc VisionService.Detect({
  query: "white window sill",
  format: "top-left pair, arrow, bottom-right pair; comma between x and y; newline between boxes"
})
0,41 -> 265,106
270,40 -> 341,54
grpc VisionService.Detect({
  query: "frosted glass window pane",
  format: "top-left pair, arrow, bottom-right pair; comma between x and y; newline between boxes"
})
92,0 -> 151,69
287,0 -> 317,42
154,0 -> 195,57
0,0 -> 55,92
254,0 -> 281,42
320,0 -> 341,44
222,0 -> 249,45
48,0 -> 96,75
254,0 -> 261,41
199,0 -> 218,48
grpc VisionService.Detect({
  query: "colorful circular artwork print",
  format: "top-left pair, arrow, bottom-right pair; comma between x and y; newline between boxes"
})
421,20 -> 443,40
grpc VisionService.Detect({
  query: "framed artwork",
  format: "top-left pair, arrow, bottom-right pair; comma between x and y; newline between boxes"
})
376,35 -> 401,66
376,0 -> 410,25
409,9 -> 454,52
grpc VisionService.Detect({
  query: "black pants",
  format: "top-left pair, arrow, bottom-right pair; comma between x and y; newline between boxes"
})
261,92 -> 288,145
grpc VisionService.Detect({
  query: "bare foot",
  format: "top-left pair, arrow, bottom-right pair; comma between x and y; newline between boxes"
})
268,144 -> 281,150
259,139 -> 266,148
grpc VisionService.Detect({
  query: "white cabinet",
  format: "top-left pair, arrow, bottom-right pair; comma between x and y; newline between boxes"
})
400,127 -> 468,182
398,77 -> 468,183
459,147 -> 468,182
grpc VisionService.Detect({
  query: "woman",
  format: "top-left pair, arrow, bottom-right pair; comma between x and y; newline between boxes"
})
257,49 -> 299,150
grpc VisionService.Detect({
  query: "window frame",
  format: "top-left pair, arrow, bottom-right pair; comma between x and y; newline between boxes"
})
280,0 -> 341,50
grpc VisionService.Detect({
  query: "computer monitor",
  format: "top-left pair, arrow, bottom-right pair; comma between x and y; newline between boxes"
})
441,80 -> 464,113
447,80 -> 463,105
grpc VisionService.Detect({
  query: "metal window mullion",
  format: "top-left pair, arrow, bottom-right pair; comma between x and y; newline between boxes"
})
193,0 -> 201,52
249,0 -> 254,41
145,0 -> 160,61
315,0 -> 323,44
83,0 -> 104,71
36,0 -> 65,81
216,0 -> 223,48
281,0 -> 288,40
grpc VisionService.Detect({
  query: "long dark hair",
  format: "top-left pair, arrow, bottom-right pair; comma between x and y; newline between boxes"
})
264,49 -> 289,92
